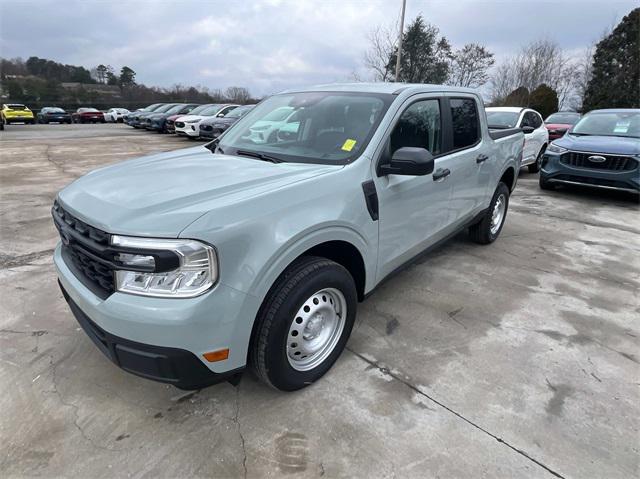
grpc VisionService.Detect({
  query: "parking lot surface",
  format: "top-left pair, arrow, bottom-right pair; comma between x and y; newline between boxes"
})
1,124 -> 638,478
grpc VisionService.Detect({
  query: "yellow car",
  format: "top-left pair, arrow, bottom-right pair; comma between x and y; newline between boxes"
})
1,103 -> 35,125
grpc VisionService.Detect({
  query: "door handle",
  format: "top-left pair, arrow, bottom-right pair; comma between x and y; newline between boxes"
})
476,154 -> 489,164
432,168 -> 451,182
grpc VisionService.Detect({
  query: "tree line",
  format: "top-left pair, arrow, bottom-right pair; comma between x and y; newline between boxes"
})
362,8 -> 639,116
0,56 -> 255,110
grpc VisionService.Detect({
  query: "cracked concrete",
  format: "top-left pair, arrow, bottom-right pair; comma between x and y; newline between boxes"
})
1,124 -> 639,477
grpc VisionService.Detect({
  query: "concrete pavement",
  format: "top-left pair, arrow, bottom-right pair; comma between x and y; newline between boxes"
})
1,124 -> 638,478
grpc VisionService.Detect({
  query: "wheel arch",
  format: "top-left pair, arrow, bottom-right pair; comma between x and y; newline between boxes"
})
245,233 -> 369,366
500,166 -> 517,192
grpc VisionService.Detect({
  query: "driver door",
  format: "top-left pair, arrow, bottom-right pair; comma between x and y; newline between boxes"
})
373,96 -> 453,281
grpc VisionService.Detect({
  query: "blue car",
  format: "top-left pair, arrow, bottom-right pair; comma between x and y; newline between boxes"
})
540,109 -> 639,194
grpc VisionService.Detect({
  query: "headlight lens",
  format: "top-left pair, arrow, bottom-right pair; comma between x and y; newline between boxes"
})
547,143 -> 567,154
111,236 -> 218,298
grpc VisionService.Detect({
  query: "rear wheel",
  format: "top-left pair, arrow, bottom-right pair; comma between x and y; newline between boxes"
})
469,182 -> 510,244
251,256 -> 357,391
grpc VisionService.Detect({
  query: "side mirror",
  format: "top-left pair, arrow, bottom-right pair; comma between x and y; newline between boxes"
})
522,126 -> 535,134
379,147 -> 435,176
217,112 -> 225,117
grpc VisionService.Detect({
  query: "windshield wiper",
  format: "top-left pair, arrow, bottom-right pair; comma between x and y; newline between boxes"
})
568,132 -> 593,136
236,149 -> 284,163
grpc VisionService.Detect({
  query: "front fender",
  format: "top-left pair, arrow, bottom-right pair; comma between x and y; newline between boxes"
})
247,223 -> 372,305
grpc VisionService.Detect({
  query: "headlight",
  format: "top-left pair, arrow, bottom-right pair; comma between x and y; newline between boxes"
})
547,143 -> 567,154
185,119 -> 200,124
111,236 -> 218,298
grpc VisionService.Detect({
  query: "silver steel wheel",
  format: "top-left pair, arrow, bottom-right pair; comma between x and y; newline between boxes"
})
287,288 -> 347,371
490,193 -> 506,235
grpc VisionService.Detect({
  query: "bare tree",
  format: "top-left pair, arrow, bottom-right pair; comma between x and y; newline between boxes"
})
363,24 -> 397,81
489,39 -> 575,108
566,46 -> 594,111
448,43 -> 495,88
225,86 -> 251,104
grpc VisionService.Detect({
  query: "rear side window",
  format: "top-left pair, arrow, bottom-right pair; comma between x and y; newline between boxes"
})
532,113 -> 543,128
450,98 -> 479,150
390,99 -> 442,156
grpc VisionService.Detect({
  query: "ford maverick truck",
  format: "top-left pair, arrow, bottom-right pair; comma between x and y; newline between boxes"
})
53,83 -> 524,391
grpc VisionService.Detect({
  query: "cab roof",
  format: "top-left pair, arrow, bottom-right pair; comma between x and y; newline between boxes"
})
280,82 -> 478,96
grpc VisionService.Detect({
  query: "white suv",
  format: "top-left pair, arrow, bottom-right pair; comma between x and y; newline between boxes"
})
175,104 -> 239,138
486,107 -> 548,172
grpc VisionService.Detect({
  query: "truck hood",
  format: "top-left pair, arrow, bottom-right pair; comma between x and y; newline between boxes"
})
176,114 -> 210,123
555,134 -> 640,156
58,147 -> 340,237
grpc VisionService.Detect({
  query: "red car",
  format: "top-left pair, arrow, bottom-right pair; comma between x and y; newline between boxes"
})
165,114 -> 182,133
71,108 -> 105,124
544,111 -> 581,141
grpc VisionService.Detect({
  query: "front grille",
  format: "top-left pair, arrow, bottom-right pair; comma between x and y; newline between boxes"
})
560,151 -> 637,171
200,124 -> 212,131
52,201 -> 115,299
175,121 -> 185,128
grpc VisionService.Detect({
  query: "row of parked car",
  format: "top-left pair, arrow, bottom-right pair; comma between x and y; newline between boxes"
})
0,104 -> 133,127
123,102 -> 256,140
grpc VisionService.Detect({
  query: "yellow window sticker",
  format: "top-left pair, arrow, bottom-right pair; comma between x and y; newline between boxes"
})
341,139 -> 357,152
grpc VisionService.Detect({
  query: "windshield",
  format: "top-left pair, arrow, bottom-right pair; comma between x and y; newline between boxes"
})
145,104 -> 163,111
189,104 -> 222,115
199,105 -> 225,116
571,111 -> 640,138
165,104 -> 187,114
226,105 -> 253,118
546,112 -> 580,124
154,103 -> 179,113
7,104 -> 26,110
218,91 -> 393,165
79,108 -> 99,112
47,108 -> 66,113
486,111 -> 520,128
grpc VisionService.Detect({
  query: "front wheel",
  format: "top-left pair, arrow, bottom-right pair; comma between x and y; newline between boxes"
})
528,145 -> 546,173
539,175 -> 555,191
251,256 -> 357,391
469,182 -> 510,244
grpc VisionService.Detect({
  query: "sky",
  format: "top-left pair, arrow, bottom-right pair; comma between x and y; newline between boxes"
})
0,0 -> 636,97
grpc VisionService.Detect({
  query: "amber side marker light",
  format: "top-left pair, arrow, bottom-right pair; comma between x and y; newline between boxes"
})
203,349 -> 230,362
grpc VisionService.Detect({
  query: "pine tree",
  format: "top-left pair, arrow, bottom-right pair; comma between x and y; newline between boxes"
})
583,8 -> 639,111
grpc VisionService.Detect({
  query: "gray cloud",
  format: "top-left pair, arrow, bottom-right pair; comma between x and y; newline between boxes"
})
0,0 -> 636,96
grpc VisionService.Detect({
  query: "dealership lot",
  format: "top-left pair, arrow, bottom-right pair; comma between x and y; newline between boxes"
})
1,124 -> 638,478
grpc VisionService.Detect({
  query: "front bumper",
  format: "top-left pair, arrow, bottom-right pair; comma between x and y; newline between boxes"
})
175,124 -> 200,137
59,281 -> 241,389
54,243 -> 260,387
541,151 -> 640,193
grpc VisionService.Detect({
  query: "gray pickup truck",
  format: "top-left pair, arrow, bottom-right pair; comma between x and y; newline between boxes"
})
53,83 -> 524,391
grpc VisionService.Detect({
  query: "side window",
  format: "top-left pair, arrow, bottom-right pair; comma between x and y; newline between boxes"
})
390,99 -> 441,156
532,113 -> 543,128
521,112 -> 537,128
449,98 -> 479,150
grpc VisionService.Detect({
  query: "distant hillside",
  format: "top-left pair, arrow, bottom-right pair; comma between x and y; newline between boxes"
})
0,56 -> 255,110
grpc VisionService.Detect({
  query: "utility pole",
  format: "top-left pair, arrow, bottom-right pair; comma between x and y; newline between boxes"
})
395,0 -> 407,82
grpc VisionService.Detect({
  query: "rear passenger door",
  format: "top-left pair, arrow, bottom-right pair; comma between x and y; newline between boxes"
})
441,95 -> 491,224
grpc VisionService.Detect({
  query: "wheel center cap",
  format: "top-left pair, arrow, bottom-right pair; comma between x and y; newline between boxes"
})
304,314 -> 324,339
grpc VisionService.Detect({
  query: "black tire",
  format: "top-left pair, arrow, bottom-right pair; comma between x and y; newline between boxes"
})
251,256 -> 357,391
539,175 -> 554,190
528,145 -> 546,173
469,182 -> 510,245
